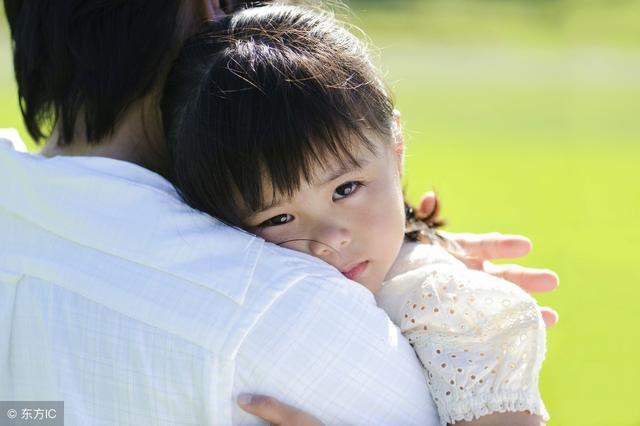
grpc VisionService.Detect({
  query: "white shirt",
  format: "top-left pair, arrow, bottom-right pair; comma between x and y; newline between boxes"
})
377,242 -> 548,425
0,131 -> 439,425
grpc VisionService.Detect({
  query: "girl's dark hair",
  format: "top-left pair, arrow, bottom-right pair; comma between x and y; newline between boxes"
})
4,0 -> 183,144
162,5 -> 395,227
163,4 -> 448,241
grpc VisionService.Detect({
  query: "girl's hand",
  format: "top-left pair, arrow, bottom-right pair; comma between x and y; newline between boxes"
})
238,394 -> 323,426
419,192 -> 559,327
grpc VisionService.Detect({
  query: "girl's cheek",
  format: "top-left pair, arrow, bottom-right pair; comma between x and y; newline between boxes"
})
362,186 -> 403,227
255,226 -> 291,245
252,228 -> 272,243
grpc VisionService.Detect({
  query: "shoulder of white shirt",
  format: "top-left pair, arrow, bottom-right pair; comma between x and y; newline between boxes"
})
0,128 -> 28,152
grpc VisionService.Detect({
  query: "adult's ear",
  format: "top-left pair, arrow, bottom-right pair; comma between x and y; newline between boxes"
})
392,109 -> 405,175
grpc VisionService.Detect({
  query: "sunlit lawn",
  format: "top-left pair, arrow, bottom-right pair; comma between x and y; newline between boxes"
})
2,1 -> 640,425
359,3 -> 640,424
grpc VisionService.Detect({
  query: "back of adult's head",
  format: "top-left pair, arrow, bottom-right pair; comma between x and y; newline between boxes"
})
3,0 -> 205,145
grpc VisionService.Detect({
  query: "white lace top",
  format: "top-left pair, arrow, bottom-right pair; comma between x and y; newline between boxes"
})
377,242 -> 549,425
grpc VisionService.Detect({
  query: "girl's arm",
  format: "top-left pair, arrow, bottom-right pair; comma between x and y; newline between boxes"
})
385,258 -> 549,424
454,411 -> 545,426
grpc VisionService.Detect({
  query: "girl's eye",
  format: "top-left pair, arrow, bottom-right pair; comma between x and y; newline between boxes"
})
259,213 -> 294,228
333,181 -> 363,201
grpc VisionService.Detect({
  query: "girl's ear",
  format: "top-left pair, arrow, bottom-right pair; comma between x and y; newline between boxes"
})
392,109 -> 405,176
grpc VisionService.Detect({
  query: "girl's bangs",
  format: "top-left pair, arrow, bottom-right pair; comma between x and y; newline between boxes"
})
236,85 -> 392,216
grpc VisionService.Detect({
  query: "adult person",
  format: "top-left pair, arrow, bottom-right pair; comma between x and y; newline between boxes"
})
0,0 -> 557,424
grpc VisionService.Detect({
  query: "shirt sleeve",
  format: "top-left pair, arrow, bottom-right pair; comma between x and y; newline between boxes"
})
396,263 -> 549,425
232,271 -> 441,426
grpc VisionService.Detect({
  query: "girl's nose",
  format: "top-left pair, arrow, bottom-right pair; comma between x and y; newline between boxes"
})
308,225 -> 350,258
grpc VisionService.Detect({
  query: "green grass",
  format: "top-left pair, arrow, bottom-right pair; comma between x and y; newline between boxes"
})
2,1 -> 640,424
355,3 -> 640,424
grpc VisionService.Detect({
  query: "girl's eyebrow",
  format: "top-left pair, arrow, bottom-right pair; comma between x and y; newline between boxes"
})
316,157 -> 370,186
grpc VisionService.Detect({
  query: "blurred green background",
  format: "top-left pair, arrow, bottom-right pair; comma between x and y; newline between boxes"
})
1,1 -> 639,424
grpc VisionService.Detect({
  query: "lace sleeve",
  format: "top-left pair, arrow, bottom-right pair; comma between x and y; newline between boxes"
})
397,264 -> 549,425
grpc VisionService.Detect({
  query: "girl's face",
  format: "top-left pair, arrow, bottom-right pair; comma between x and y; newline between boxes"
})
244,135 -> 406,294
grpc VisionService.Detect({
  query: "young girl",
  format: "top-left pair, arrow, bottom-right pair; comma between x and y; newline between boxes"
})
162,5 -> 549,425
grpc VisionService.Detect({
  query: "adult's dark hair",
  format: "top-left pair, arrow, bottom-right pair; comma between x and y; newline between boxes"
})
162,5 -> 395,228
4,0 -> 185,144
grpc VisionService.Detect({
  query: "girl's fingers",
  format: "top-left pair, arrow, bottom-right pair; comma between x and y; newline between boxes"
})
440,231 -> 533,260
237,394 -> 323,426
482,262 -> 559,328
540,307 -> 559,328
418,191 -> 438,218
482,262 -> 559,293
418,194 -> 534,262
238,394 -> 285,424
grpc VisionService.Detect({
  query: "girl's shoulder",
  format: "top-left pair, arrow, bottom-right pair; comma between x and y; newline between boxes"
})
387,241 -> 463,278
380,241 -> 540,322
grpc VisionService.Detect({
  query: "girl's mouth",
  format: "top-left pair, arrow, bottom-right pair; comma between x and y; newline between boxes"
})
341,261 -> 369,280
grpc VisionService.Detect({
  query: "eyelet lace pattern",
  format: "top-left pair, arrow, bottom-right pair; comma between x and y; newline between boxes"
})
377,243 -> 549,425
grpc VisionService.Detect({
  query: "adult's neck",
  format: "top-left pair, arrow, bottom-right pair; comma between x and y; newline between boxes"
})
36,0 -> 224,178
40,98 -> 170,178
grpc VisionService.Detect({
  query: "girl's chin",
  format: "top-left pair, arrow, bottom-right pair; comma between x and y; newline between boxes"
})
358,277 -> 384,295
